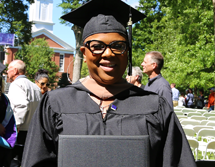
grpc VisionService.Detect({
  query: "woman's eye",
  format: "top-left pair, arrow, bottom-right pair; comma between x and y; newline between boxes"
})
91,44 -> 104,50
112,44 -> 125,50
113,44 -> 123,49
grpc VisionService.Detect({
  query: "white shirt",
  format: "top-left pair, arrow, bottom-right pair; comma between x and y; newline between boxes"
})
8,75 -> 42,131
178,96 -> 185,106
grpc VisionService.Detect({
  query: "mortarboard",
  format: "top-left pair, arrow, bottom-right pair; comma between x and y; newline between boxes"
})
61,0 -> 146,75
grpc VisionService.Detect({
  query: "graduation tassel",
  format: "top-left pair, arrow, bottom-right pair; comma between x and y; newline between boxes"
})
128,8 -> 132,76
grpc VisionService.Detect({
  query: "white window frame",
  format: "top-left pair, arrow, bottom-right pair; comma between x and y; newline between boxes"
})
59,54 -> 64,72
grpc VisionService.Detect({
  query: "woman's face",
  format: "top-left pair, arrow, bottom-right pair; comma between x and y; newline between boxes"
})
36,77 -> 49,94
80,33 -> 128,85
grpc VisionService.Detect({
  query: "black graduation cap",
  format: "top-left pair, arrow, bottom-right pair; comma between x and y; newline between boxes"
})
61,0 -> 146,75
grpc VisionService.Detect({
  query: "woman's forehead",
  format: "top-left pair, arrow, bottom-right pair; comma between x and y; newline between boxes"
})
84,33 -> 127,43
38,77 -> 49,82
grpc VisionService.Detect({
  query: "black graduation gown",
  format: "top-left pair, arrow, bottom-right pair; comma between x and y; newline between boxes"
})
21,82 -> 196,167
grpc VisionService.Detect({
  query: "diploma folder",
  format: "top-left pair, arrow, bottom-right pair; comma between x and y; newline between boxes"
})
58,135 -> 150,167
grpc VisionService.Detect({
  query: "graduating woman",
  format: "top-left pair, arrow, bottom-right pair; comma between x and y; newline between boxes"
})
21,0 -> 196,166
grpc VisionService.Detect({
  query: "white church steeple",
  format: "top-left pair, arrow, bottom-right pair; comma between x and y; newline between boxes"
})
29,0 -> 55,33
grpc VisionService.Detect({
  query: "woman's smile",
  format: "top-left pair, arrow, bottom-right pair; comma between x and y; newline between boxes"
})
99,62 -> 116,72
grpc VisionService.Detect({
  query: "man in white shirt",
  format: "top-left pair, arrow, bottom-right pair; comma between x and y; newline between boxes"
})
7,60 -> 41,167
171,83 -> 180,107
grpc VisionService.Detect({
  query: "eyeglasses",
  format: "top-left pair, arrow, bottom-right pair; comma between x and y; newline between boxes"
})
38,82 -> 50,87
84,40 -> 128,55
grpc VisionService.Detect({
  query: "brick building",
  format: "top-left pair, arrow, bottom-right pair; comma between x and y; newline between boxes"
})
4,0 -> 75,82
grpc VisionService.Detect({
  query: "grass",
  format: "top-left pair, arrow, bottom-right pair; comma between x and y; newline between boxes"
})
191,136 -> 215,160
193,150 -> 215,160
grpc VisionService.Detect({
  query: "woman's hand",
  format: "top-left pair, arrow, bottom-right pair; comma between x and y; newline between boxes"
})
0,123 -> 5,136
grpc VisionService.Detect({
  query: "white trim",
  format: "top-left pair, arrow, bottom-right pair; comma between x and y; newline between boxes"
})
5,46 -> 21,49
5,46 -> 74,55
53,49 -> 74,54
59,53 -> 65,72
32,29 -> 75,51
33,20 -> 55,25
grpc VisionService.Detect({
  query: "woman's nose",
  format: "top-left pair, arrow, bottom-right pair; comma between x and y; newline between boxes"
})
102,47 -> 114,57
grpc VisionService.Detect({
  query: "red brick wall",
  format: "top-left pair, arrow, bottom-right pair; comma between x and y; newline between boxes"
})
5,48 -> 18,64
32,34 -> 64,48
64,53 -> 74,80
54,52 -> 73,82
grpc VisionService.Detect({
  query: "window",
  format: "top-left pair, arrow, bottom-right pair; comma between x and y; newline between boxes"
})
59,54 -> 64,72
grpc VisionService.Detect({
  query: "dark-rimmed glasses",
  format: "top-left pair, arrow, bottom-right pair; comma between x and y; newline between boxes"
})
84,40 -> 128,55
38,82 -> 50,87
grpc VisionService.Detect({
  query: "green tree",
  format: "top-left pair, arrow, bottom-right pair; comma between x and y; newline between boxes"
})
133,0 -> 214,91
15,38 -> 59,88
0,0 -> 34,45
80,61 -> 89,78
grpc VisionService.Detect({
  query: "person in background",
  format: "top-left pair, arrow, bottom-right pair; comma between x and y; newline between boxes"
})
186,88 -> 194,108
0,63 -> 17,167
207,88 -> 215,111
126,66 -> 145,89
35,69 -> 50,94
171,83 -> 180,107
184,89 -> 189,106
7,60 -> 41,167
178,92 -> 186,107
141,51 -> 173,108
21,0 -> 196,167
196,89 -> 204,109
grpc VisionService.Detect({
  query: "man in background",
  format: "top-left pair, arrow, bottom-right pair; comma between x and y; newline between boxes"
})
141,51 -> 173,108
207,88 -> 215,112
126,66 -> 145,89
7,60 -> 41,167
171,83 -> 180,107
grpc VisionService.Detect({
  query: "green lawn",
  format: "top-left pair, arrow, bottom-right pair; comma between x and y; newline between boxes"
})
191,136 -> 215,160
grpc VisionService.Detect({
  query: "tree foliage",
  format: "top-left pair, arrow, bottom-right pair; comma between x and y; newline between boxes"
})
0,0 -> 34,45
133,0 -> 214,92
81,61 -> 89,78
59,0 -> 90,26
15,38 -> 59,88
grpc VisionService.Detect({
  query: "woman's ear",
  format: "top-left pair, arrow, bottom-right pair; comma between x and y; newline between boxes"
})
80,46 -> 87,63
80,46 -> 85,54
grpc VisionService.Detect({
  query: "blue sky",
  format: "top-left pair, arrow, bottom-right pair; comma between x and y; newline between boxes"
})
51,0 -> 139,48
